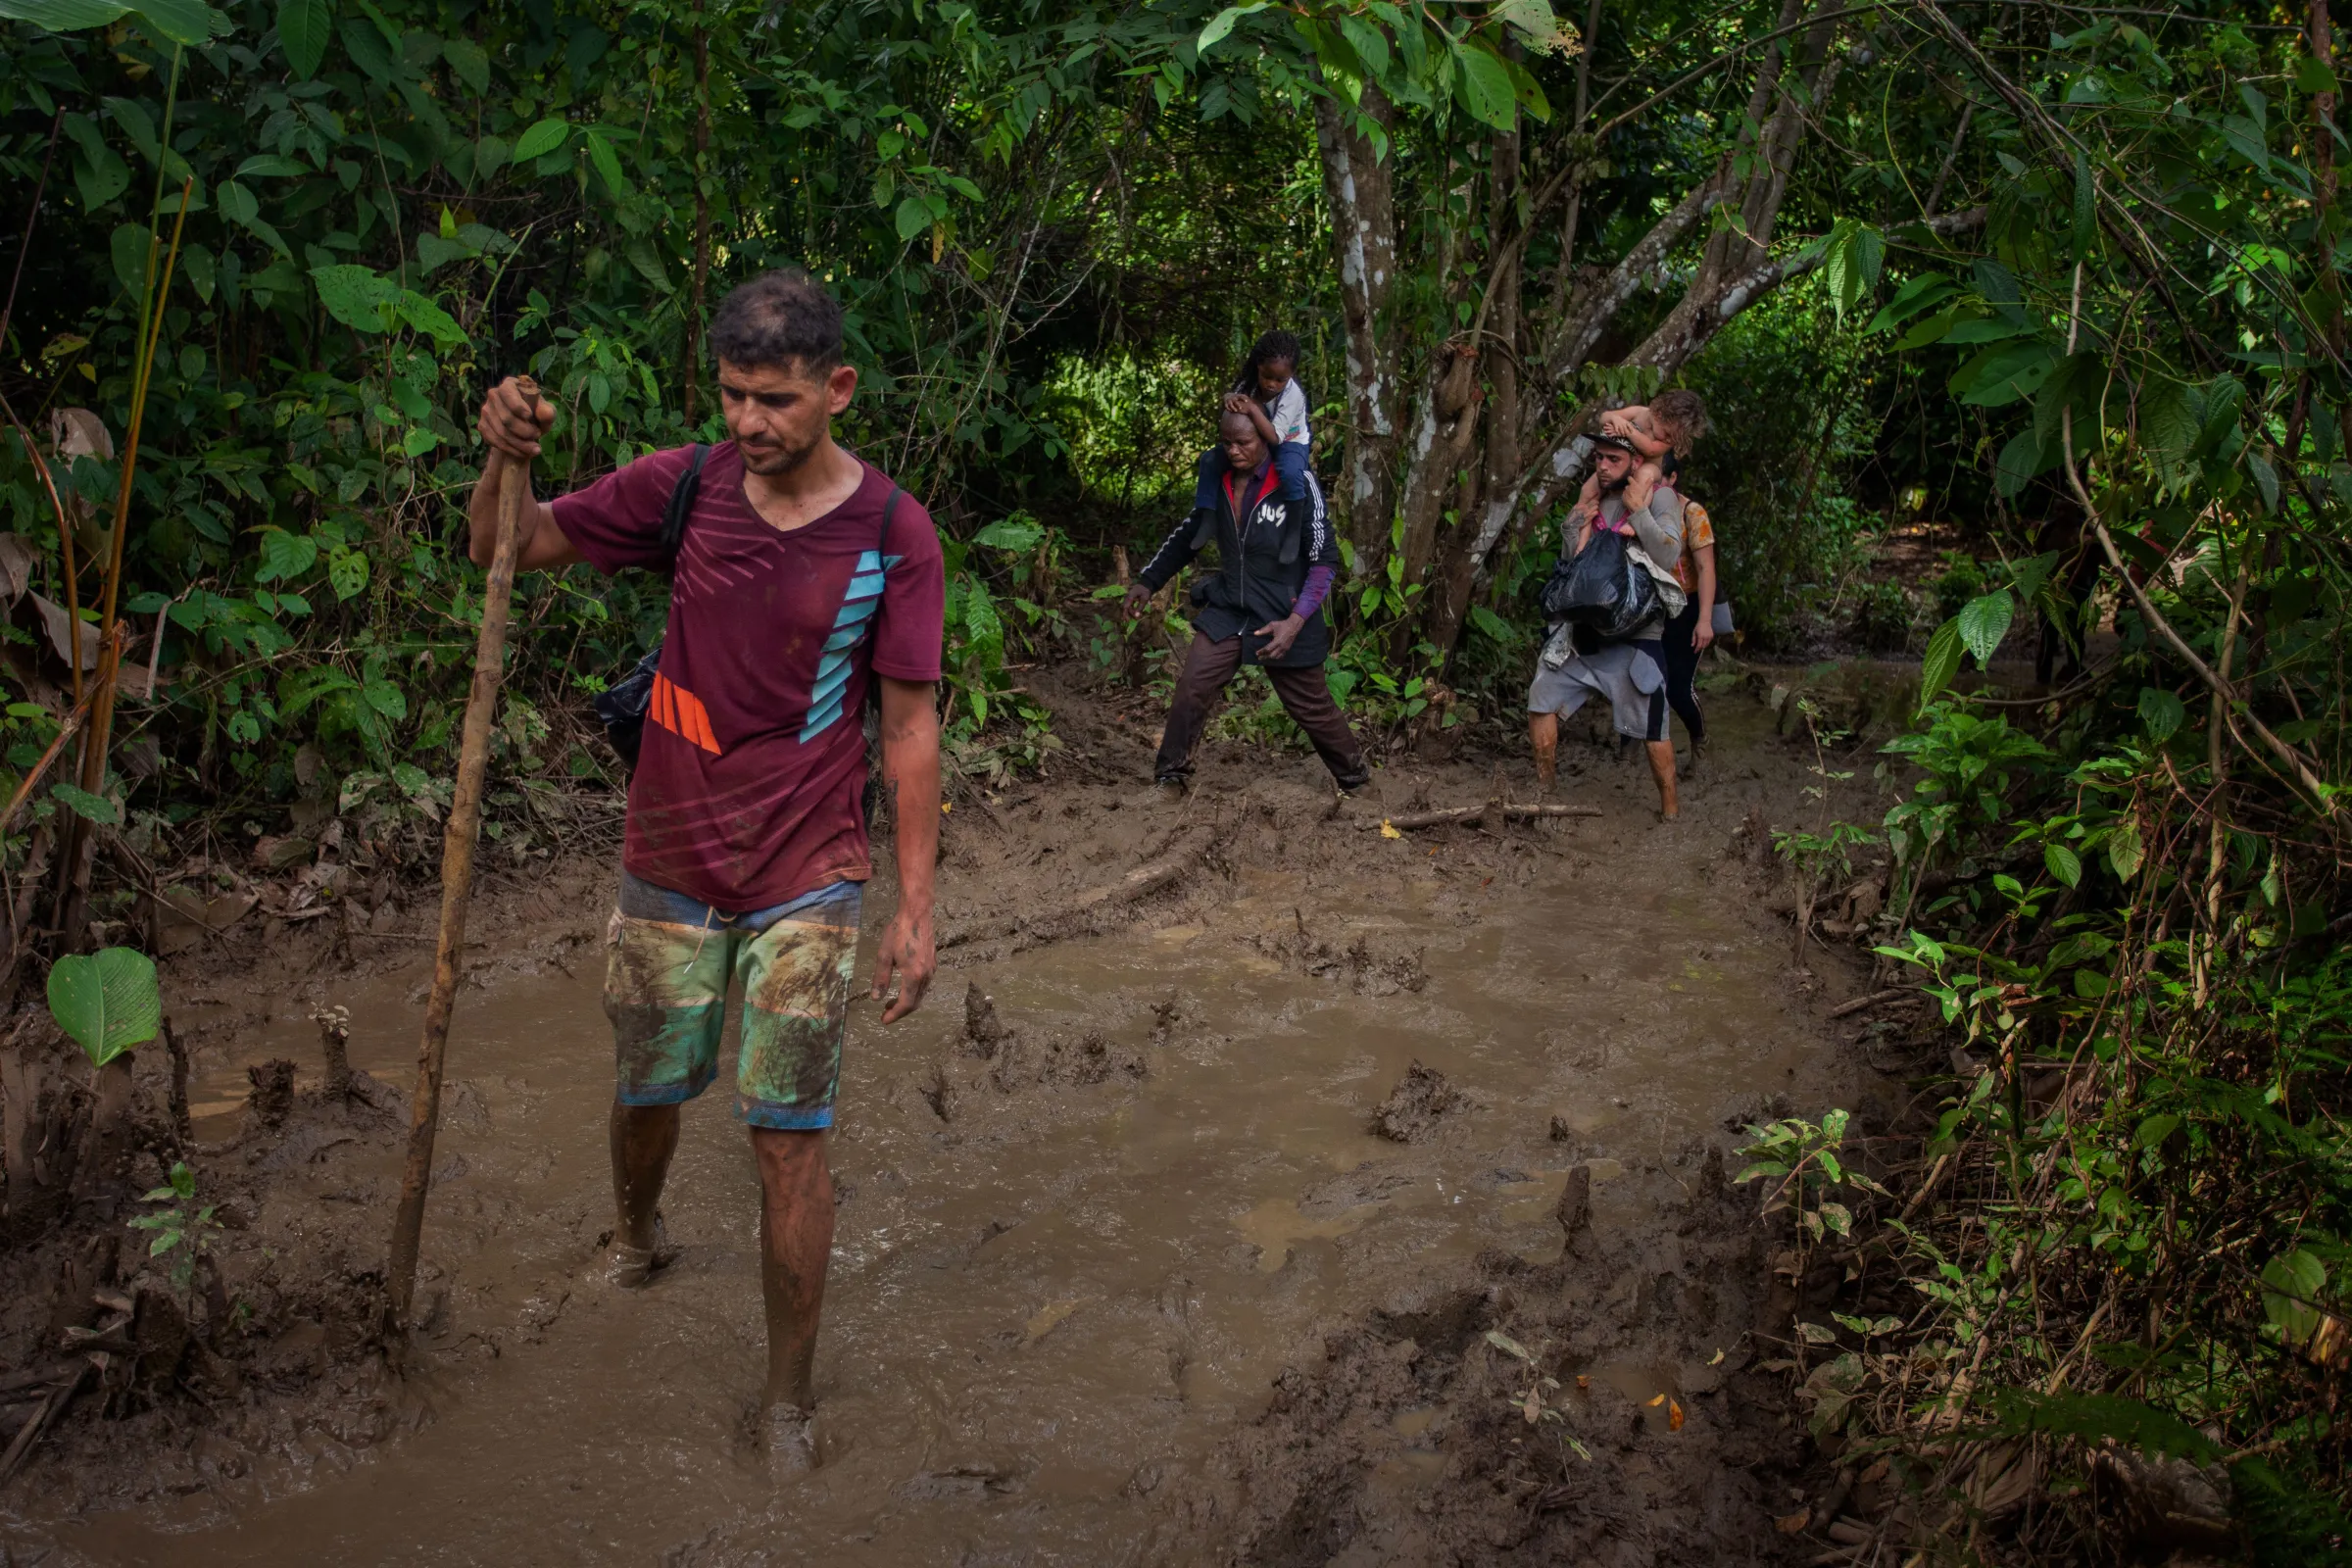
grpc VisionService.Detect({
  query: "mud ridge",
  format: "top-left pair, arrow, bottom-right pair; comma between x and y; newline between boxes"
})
1170,1150 -> 1819,1567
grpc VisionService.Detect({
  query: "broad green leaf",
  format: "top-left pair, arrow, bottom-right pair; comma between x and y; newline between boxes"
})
2262,1249 -> 2328,1348
110,222 -> 151,303
339,13 -> 395,79
1955,341 -> 2058,408
2138,376 -> 2199,488
2044,842 -> 2081,889
362,678 -> 406,719
234,154 -> 308,179
52,781 -> 121,824
1957,589 -> 2013,666
326,546 -> 368,601
2107,819 -> 2144,882
277,0 -> 331,77
311,263 -> 398,331
0,0 -> 133,28
214,178 -> 260,226
1866,271 -> 1952,334
1994,429 -> 2050,498
395,289 -> 465,347
623,236 -> 671,292
2133,1113 -> 2180,1151
2297,53 -> 2341,95
511,118 -> 571,162
129,0 -> 227,44
2137,686 -> 2185,742
972,515 -> 1044,552
1453,41 -> 1517,129
442,33 -> 488,94
1197,2 -> 1267,54
1918,616 -> 1963,709
46,947 -> 161,1068
583,129 -> 630,199
255,525 -> 319,582
895,195 -> 932,242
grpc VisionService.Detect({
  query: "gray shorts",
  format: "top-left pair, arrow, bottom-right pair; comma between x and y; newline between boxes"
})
1528,638 -> 1669,742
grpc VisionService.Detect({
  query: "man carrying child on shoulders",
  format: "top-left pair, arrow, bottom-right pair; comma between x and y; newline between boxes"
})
1527,429 -> 1688,820
1123,405 -> 1371,801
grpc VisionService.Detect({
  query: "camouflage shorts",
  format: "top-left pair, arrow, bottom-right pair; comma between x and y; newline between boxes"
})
604,873 -> 863,1130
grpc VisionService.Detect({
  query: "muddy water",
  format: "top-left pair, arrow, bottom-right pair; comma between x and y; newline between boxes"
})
37,811 -> 1827,1565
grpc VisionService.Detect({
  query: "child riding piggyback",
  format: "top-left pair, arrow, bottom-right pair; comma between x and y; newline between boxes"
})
1193,330 -> 1311,512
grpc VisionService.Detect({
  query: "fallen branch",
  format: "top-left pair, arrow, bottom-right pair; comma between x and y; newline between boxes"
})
1369,801 -> 1601,831
0,1358 -> 89,1489
940,826 -> 1217,951
1828,987 -> 1915,1019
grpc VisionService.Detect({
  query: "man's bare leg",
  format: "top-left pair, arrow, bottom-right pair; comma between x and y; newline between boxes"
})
609,1101 -> 679,1283
1530,711 -> 1560,795
753,1126 -> 833,1470
1645,740 -> 1680,819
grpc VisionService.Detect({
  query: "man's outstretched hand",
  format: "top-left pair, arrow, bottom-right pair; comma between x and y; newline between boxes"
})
1123,583 -> 1154,619
871,902 -> 935,1024
1255,613 -> 1305,662
478,376 -> 556,461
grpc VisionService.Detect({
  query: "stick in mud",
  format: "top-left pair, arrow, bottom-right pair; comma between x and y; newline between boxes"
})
384,416 -> 532,1329
1368,801 -> 1601,831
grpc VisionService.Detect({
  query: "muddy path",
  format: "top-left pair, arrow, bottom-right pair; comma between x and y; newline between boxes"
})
1,667 -> 1899,1566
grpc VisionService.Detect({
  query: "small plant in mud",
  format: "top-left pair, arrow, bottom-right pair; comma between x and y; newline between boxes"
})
1772,820 -> 1879,960
128,1160 -> 222,1296
1735,1108 -> 1886,1256
1483,1331 -> 1594,1461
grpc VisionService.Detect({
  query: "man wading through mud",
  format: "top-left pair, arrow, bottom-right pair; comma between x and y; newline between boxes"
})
467,270 -> 944,1475
1124,407 -> 1369,798
1528,431 -> 1687,819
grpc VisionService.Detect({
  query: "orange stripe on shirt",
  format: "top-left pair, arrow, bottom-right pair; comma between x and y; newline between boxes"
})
650,672 -> 721,755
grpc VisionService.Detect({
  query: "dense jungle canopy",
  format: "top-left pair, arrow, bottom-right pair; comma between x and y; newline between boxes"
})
5,0 -> 2352,1557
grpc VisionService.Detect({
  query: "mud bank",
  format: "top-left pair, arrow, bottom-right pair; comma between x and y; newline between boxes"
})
0,666 -> 1895,1565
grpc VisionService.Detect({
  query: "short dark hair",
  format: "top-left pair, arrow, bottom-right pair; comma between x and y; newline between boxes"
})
708,270 -> 844,376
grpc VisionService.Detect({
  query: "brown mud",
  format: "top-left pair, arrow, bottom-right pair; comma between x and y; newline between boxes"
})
0,664 -> 1897,1565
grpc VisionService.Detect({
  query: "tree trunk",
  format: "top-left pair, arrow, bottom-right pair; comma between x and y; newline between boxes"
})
1313,84 -> 1400,573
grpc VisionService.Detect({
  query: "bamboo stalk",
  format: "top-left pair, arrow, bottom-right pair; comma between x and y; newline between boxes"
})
385,428 -> 533,1328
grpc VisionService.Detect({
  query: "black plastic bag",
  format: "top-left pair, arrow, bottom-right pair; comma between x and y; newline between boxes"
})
1538,526 -> 1661,640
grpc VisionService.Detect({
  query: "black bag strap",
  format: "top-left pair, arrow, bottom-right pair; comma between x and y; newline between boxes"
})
659,443 -> 710,564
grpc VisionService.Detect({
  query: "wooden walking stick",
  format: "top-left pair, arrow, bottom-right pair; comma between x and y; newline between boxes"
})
386,390 -> 536,1328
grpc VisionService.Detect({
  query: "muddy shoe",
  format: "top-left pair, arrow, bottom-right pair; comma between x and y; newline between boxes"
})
604,1222 -> 675,1289
764,1404 -> 818,1480
1141,779 -> 1187,807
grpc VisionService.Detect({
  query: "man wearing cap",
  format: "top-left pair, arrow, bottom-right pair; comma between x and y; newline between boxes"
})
1527,430 -> 1688,820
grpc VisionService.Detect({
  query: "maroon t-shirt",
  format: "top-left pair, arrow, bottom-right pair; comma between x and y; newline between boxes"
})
551,443 -> 945,911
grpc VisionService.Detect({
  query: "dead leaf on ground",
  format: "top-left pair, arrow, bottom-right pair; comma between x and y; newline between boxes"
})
1775,1507 -> 1810,1535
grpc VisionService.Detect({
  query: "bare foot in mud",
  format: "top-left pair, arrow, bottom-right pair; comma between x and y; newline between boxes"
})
604,1220 -> 676,1288
764,1403 -> 817,1479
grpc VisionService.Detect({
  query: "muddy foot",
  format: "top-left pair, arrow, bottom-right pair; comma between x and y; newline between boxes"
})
764,1404 -> 817,1480
604,1222 -> 676,1288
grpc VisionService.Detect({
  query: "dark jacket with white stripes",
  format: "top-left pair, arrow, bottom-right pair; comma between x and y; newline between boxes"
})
1135,451 -> 1338,668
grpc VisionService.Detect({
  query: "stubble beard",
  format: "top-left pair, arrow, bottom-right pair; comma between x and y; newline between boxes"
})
739,427 -> 821,478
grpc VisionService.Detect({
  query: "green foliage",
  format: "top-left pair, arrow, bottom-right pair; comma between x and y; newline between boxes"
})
1736,1108 -> 1887,1250
45,946 -> 161,1067
126,1159 -> 220,1294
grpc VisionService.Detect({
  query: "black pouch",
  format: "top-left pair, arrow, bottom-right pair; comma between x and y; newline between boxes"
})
593,444 -> 709,770
1538,527 -> 1660,641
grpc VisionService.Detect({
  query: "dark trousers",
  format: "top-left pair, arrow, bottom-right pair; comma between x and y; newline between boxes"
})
1154,632 -> 1370,789
1661,601 -> 1705,744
